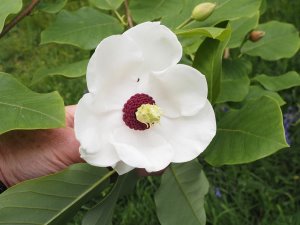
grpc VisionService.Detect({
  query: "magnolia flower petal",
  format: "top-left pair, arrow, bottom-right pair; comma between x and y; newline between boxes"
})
86,35 -> 144,107
139,64 -> 208,118
111,127 -> 174,172
75,93 -> 121,166
155,100 -> 216,162
124,22 -> 182,73
113,161 -> 135,175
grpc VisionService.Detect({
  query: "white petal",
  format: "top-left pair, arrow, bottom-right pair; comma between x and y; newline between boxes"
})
124,22 -> 182,73
155,100 -> 216,163
74,93 -> 122,166
111,127 -> 174,172
113,161 -> 135,175
86,35 -> 144,107
139,64 -> 208,118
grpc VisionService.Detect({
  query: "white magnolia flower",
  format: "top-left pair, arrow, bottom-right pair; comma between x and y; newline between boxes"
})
74,22 -> 216,174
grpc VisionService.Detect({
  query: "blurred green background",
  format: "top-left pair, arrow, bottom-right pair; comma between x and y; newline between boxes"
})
0,0 -> 299,224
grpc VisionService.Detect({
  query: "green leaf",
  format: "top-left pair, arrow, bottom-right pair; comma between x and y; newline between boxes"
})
32,59 -> 89,85
176,27 -> 228,54
216,59 -> 251,103
228,13 -> 259,48
204,96 -> 288,166
37,0 -> 67,14
245,85 -> 286,106
193,22 -> 231,104
130,0 -> 183,23
241,21 -> 300,60
194,0 -> 261,27
176,27 -> 228,41
0,164 -> 113,225
41,7 -> 123,50
89,0 -> 124,10
0,72 -> 65,134
155,160 -> 209,225
162,0 -> 199,29
0,0 -> 22,32
253,71 -> 300,91
82,173 -> 136,225
163,0 -> 261,29
259,0 -> 267,15
180,36 -> 204,55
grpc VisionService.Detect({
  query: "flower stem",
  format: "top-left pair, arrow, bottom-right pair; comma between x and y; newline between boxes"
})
176,17 -> 193,30
0,0 -> 40,38
124,0 -> 133,28
113,10 -> 127,26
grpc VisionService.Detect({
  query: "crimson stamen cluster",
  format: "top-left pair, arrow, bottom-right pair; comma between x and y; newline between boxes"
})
123,93 -> 155,130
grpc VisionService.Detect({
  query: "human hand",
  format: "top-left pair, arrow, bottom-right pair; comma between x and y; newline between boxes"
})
0,105 -> 82,187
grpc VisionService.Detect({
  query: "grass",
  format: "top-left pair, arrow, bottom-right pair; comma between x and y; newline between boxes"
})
0,0 -> 299,224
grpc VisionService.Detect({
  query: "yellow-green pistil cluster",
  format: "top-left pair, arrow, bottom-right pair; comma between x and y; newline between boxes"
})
135,104 -> 162,128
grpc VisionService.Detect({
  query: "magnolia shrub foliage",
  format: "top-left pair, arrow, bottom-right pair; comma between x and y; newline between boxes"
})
0,0 -> 299,224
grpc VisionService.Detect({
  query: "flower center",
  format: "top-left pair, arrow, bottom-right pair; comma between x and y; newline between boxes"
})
122,93 -> 161,130
136,104 -> 162,128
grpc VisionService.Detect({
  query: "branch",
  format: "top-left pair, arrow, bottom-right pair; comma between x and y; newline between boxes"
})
124,0 -> 133,28
0,0 -> 40,39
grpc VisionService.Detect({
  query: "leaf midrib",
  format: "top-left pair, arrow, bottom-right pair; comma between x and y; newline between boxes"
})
0,101 -> 63,125
218,128 -> 287,147
170,167 -> 202,224
44,170 -> 115,225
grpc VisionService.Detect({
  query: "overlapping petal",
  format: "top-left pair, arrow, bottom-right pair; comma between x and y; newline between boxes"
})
112,127 -> 174,172
154,100 -> 216,162
124,22 -> 182,73
74,93 -> 121,166
139,64 -> 208,118
86,35 -> 144,109
113,161 -> 135,175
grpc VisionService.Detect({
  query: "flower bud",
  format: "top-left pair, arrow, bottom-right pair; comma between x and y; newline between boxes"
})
191,2 -> 216,21
249,30 -> 265,42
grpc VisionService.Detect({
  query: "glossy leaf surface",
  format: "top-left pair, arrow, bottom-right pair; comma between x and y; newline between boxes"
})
0,72 -> 65,134
205,96 -> 288,166
155,160 -> 209,225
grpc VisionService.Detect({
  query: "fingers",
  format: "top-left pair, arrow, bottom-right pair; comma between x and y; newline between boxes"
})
65,105 -> 77,128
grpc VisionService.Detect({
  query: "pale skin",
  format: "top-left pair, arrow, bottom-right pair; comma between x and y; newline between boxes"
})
0,105 -> 82,187
0,105 -> 161,187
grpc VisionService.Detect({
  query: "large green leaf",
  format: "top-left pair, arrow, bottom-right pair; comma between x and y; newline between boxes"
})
32,59 -> 89,84
253,71 -> 300,91
177,27 -> 228,55
130,0 -> 183,23
89,0 -> 124,10
204,96 -> 288,166
228,13 -> 259,48
193,22 -> 231,104
37,0 -> 67,13
241,21 -> 300,60
0,72 -> 65,134
0,164 -> 113,224
155,160 -> 209,225
162,0 -> 202,29
82,173 -> 136,225
216,59 -> 251,103
194,0 -> 261,27
176,27 -> 228,41
163,0 -> 261,29
41,7 -> 123,50
0,0 -> 22,32
245,85 -> 286,106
